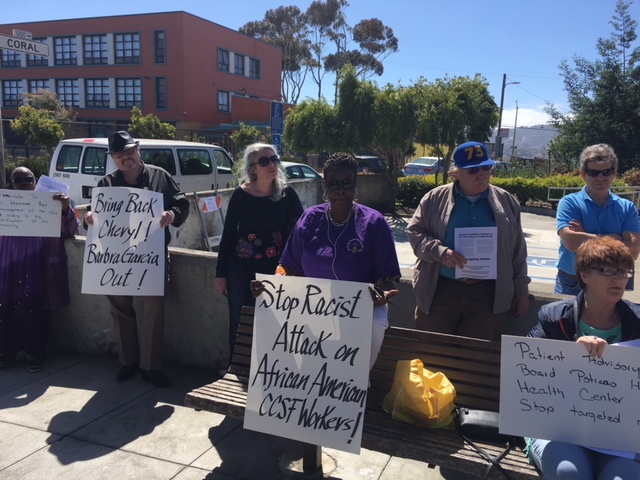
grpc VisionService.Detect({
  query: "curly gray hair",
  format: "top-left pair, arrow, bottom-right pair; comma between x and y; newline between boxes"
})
580,143 -> 618,170
240,143 -> 287,201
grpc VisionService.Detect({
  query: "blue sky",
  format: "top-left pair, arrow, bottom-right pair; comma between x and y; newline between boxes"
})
2,0 -> 638,127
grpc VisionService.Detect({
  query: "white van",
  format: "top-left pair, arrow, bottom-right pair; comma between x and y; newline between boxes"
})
49,138 -> 235,205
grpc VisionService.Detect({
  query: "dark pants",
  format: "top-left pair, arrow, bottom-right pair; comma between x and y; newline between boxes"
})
415,276 -> 509,341
108,295 -> 166,371
225,260 -> 258,365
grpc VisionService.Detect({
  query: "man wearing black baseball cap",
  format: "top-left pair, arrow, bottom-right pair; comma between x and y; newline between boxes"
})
85,130 -> 189,387
406,141 -> 530,340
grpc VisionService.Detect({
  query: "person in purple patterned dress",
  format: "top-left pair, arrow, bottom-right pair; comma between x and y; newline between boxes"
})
0,167 -> 78,373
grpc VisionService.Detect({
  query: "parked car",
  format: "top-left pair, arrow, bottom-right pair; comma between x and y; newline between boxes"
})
402,157 -> 444,176
355,155 -> 387,174
282,161 -> 322,180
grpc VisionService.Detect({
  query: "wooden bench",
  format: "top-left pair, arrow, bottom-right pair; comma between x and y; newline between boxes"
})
185,307 -> 540,479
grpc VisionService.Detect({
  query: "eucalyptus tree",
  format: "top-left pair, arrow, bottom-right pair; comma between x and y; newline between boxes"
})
240,6 -> 312,104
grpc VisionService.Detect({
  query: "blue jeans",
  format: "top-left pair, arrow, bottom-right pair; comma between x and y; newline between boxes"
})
555,270 -> 581,296
529,439 -> 640,479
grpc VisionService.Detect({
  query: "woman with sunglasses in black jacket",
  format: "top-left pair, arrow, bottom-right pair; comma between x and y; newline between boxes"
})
215,143 -> 303,373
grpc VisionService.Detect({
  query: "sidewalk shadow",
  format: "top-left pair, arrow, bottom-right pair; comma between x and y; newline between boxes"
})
46,390 -> 174,465
206,418 -> 344,479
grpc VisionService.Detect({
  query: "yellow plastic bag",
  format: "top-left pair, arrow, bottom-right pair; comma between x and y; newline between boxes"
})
382,359 -> 456,428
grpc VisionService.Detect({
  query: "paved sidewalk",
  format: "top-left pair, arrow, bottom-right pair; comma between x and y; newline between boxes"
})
0,353 -> 478,480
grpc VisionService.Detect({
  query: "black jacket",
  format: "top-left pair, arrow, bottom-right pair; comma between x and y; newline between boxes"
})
529,290 -> 640,342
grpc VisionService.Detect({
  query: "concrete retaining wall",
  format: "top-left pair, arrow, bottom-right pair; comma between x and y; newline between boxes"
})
50,237 -> 559,370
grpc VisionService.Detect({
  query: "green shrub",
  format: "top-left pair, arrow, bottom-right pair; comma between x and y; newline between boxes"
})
396,172 -> 628,209
622,168 -> 640,186
4,155 -> 49,185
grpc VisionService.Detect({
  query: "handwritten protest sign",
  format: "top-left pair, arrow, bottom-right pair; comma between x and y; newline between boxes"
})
500,335 -> 640,453
244,274 -> 373,454
82,187 -> 165,296
0,190 -> 61,237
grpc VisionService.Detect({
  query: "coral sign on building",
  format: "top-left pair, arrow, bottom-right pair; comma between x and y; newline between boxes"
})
0,33 -> 49,57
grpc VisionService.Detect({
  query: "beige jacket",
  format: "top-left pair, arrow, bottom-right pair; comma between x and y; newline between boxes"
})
406,182 -> 530,314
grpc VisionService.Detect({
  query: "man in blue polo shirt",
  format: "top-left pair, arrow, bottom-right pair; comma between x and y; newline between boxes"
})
556,143 -> 640,295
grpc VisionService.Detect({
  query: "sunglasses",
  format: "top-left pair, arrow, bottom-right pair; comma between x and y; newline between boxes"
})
12,176 -> 35,185
326,179 -> 356,191
592,266 -> 634,278
466,165 -> 493,175
252,155 -> 281,167
584,167 -> 615,177
112,148 -> 138,160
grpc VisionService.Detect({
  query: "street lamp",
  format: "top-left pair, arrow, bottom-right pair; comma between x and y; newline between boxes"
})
510,100 -> 519,161
495,74 -> 520,160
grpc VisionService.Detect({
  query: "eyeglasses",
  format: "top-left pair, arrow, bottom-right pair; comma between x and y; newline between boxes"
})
112,148 -> 138,160
251,155 -> 281,167
326,179 -> 356,191
592,266 -> 634,278
466,165 -> 493,175
584,167 -> 615,177
12,176 -> 35,185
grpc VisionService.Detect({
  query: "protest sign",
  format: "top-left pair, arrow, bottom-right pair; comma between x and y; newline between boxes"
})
0,190 -> 61,237
244,274 -> 373,454
500,335 -> 640,453
82,187 -> 165,296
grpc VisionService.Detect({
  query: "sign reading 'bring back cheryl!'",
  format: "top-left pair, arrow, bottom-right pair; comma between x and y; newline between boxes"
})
82,187 -> 165,296
500,335 -> 640,454
244,274 -> 373,454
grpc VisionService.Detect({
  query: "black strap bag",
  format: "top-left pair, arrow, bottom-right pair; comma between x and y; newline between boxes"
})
455,407 -> 521,480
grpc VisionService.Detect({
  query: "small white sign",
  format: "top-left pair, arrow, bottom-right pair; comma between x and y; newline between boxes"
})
35,175 -> 70,195
12,29 -> 32,40
244,274 -> 373,454
500,335 -> 640,454
454,226 -> 498,279
82,188 -> 165,296
0,190 -> 61,237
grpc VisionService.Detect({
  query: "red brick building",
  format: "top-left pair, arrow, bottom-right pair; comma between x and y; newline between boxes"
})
0,11 -> 283,144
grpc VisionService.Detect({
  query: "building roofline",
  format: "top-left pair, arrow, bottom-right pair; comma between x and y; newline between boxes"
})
0,11 -> 281,51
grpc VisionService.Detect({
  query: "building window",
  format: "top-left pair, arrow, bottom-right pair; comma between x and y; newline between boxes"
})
154,30 -> 166,64
116,78 -> 142,108
2,80 -> 22,107
27,38 -> 48,66
218,48 -> 229,72
56,79 -> 79,107
249,58 -> 261,79
218,90 -> 230,112
114,33 -> 141,64
1,49 -> 21,68
234,54 -> 245,75
29,79 -> 50,93
83,35 -> 108,65
155,77 -> 167,109
54,36 -> 77,66
85,79 -> 110,108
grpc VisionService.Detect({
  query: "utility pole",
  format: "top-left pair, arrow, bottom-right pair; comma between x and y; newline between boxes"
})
511,100 -> 519,161
495,74 -> 520,160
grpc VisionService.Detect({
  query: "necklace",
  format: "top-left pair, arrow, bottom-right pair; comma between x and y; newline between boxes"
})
328,204 -> 354,227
